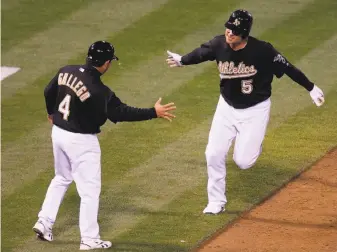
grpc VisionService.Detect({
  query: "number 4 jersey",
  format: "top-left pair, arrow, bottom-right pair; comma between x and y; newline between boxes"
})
180,35 -> 313,109
44,63 -> 157,134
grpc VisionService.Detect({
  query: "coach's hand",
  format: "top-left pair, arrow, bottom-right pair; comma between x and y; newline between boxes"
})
310,85 -> 325,107
154,97 -> 176,122
166,50 -> 183,67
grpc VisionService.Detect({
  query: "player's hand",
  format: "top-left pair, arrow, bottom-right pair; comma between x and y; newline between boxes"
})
47,114 -> 53,124
154,97 -> 176,122
166,50 -> 183,67
309,85 -> 325,107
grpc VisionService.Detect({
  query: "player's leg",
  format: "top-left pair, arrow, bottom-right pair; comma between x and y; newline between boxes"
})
204,95 -> 237,214
33,126 -> 73,241
233,98 -> 271,169
69,134 -> 111,250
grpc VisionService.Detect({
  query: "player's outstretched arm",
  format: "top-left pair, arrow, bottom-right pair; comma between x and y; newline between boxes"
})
283,64 -> 325,107
267,43 -> 325,107
166,37 -> 217,68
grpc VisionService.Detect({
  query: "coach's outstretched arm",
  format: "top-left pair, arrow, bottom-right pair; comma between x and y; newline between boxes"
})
107,92 -> 176,123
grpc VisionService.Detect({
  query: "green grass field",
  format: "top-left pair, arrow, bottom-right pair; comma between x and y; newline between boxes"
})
2,0 -> 337,251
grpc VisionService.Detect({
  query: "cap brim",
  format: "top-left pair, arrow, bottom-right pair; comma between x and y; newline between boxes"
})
225,22 -> 236,30
224,22 -> 242,36
112,55 -> 119,61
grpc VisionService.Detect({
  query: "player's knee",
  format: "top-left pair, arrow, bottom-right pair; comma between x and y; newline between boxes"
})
233,156 -> 256,170
53,175 -> 72,186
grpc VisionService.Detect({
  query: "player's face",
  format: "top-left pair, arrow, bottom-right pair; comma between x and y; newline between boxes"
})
225,28 -> 243,45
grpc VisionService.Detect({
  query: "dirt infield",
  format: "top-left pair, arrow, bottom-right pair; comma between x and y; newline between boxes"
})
197,148 -> 337,252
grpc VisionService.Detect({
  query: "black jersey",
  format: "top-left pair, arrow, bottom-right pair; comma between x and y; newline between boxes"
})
44,63 -> 157,134
181,35 -> 314,109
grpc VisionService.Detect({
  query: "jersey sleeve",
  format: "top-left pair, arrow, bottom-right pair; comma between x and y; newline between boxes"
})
265,43 -> 290,78
106,91 -> 157,123
181,36 -> 218,65
44,71 -> 59,115
266,43 -> 314,91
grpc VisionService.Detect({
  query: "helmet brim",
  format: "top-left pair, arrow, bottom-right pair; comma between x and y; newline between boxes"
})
225,22 -> 239,32
112,55 -> 119,61
224,22 -> 245,36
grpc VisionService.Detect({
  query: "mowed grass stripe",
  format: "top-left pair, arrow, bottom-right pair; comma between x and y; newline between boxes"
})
1,0 -> 315,198
1,0 -> 95,52
1,0 -> 24,11
6,1 -> 334,249
1,0 -> 169,98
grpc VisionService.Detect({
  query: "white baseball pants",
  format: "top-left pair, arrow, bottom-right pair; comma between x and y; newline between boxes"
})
38,125 -> 101,241
205,95 -> 271,206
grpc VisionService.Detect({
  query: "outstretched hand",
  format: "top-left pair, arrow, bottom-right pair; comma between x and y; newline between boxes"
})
309,85 -> 325,107
166,50 -> 183,67
154,97 -> 176,122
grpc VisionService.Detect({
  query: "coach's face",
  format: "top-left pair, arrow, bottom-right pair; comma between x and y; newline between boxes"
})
225,28 -> 243,45
101,60 -> 112,74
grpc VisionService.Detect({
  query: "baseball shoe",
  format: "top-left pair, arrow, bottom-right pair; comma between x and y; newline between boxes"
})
203,203 -> 225,215
80,239 -> 112,250
33,220 -> 53,241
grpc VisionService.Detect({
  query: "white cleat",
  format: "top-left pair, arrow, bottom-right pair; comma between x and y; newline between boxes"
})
33,220 -> 53,241
203,204 -> 225,215
80,239 -> 112,250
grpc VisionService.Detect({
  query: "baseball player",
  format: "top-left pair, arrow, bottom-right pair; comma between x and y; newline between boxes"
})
166,10 -> 325,215
33,41 -> 176,250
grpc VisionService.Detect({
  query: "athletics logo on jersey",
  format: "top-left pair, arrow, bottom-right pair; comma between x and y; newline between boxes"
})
218,61 -> 257,79
273,54 -> 288,65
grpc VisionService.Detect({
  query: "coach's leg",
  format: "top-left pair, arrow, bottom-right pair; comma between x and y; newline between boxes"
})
233,99 -> 271,170
204,96 -> 236,214
71,136 -> 102,242
34,126 -> 73,240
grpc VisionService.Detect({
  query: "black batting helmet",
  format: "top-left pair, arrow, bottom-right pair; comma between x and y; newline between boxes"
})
87,41 -> 119,67
225,9 -> 253,38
